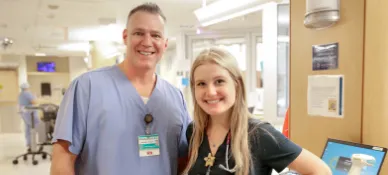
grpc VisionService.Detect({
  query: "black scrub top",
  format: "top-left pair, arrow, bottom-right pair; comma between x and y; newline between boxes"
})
185,118 -> 302,175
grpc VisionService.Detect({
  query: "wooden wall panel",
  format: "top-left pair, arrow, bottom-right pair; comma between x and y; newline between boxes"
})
363,0 -> 388,173
290,0 -> 365,155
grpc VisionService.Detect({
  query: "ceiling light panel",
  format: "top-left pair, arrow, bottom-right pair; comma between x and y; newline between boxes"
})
194,0 -> 278,26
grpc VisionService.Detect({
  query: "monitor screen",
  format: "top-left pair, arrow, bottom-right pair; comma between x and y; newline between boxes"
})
321,139 -> 387,175
37,62 -> 56,72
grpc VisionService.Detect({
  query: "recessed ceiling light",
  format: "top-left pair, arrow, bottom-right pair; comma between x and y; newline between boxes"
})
35,53 -> 46,56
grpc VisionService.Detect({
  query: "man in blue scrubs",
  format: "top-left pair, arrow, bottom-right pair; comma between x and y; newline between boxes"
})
18,82 -> 39,151
50,3 -> 191,175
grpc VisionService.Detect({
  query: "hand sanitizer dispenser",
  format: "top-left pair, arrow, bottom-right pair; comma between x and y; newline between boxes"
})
348,154 -> 375,175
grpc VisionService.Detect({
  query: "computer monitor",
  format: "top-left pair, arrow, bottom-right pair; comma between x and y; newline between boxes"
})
321,138 -> 387,175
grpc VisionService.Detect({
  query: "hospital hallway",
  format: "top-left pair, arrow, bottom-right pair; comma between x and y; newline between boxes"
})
0,133 -> 52,175
1,0 -> 388,174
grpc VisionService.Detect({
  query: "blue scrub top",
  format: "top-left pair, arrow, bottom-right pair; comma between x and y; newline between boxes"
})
52,65 -> 192,175
18,91 -> 39,125
18,91 -> 35,107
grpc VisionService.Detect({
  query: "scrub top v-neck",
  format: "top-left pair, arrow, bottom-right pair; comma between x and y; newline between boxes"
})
186,118 -> 303,175
188,133 -> 235,175
52,65 -> 192,175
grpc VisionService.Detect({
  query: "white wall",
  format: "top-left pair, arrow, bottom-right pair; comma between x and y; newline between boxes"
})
159,49 -> 176,84
160,48 -> 191,86
18,56 -> 27,87
159,46 -> 193,115
262,3 -> 283,125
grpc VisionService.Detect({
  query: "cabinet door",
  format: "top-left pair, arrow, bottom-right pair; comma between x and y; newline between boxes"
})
0,69 -> 18,103
0,69 -> 21,133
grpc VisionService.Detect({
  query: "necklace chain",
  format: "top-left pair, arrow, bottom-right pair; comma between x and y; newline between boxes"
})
208,131 -> 230,148
208,138 -> 221,148
204,132 -> 231,169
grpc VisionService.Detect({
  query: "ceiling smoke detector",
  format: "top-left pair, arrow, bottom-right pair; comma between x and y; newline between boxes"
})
1,37 -> 14,50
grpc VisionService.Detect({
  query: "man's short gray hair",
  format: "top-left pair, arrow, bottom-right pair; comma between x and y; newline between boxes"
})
127,2 -> 167,24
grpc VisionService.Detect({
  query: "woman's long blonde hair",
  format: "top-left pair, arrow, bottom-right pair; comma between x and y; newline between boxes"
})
182,47 -> 252,175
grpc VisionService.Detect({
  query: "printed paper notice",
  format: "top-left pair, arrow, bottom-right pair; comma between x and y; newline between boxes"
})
307,75 -> 344,118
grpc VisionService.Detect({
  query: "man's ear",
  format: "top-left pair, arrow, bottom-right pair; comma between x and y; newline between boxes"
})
123,29 -> 128,45
164,38 -> 169,49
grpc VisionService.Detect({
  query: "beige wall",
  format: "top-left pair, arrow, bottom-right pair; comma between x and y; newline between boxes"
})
0,69 -> 21,133
291,0 -> 388,173
0,69 -> 19,102
26,56 -> 69,73
27,74 -> 69,104
0,55 -> 88,133
26,56 -> 70,105
0,54 -> 27,87
290,0 -> 364,153
363,0 -> 388,173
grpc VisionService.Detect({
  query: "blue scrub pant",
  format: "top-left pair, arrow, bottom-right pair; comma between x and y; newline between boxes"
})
21,111 -> 40,148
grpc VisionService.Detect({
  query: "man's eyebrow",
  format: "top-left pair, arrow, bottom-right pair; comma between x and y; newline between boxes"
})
132,28 -> 163,34
132,28 -> 145,32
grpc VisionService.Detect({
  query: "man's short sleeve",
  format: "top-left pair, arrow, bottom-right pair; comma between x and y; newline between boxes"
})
253,122 -> 302,173
25,92 -> 36,102
178,91 -> 192,158
52,75 -> 90,155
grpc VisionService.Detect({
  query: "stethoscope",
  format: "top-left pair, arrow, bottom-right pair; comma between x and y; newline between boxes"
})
205,131 -> 238,175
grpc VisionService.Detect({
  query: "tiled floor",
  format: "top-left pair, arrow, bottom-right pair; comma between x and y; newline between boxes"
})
0,133 -> 52,175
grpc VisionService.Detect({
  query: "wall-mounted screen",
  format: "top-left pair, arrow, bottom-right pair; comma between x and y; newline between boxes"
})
37,62 -> 56,72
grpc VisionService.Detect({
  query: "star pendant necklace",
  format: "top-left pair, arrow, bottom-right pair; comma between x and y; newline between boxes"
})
204,131 -> 231,168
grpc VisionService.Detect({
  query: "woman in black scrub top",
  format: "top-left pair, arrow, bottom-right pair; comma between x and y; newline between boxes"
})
182,47 -> 332,175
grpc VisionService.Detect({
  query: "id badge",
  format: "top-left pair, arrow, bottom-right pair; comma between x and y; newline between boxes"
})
138,134 -> 160,157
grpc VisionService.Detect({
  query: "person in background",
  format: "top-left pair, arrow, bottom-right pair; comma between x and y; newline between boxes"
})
183,47 -> 332,175
50,2 -> 191,175
18,82 -> 39,152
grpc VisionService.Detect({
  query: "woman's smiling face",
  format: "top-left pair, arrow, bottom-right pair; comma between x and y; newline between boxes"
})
193,62 -> 236,118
